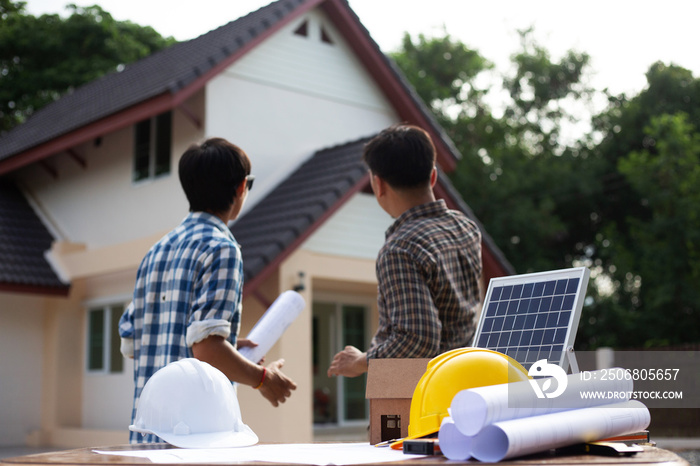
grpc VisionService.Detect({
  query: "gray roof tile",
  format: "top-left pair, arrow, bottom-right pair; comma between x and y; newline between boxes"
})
0,178 -> 68,291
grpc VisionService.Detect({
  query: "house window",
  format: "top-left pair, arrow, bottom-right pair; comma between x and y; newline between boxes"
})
294,20 -> 308,37
312,300 -> 369,425
320,27 -> 334,45
133,111 -> 172,182
87,304 -> 125,373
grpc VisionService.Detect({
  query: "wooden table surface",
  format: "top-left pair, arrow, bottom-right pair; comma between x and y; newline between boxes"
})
0,444 -> 689,466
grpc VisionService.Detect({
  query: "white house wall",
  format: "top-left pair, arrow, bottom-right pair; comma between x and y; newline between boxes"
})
301,193 -> 393,260
15,91 -> 204,250
0,295 -> 45,446
206,8 -> 397,214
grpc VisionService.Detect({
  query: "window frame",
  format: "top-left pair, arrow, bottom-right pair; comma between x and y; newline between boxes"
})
312,293 -> 373,427
132,111 -> 172,183
85,301 -> 127,375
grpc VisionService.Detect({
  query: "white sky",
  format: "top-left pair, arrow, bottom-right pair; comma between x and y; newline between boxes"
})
24,0 -> 700,98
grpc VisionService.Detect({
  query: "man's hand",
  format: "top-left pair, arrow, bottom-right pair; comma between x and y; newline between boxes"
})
236,338 -> 258,350
236,339 -> 265,364
327,345 -> 368,378
258,359 -> 297,407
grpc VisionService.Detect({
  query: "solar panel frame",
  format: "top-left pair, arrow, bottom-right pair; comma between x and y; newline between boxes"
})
472,267 -> 590,371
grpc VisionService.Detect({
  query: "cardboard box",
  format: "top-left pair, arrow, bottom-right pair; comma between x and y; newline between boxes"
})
365,358 -> 430,445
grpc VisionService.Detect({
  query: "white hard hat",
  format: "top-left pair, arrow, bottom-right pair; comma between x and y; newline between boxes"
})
130,358 -> 258,448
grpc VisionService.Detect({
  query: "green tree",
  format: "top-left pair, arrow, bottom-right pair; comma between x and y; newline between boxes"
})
580,63 -> 700,348
0,0 -> 176,133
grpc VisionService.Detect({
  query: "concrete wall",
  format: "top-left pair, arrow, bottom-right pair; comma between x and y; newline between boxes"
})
0,293 -> 46,446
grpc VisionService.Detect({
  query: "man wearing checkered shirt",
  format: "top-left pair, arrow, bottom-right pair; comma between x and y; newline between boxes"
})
328,125 -> 482,378
120,138 -> 296,444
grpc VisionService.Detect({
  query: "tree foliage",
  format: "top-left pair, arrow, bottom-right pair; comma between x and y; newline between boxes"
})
391,30 -> 700,349
0,0 -> 175,133
581,64 -> 700,348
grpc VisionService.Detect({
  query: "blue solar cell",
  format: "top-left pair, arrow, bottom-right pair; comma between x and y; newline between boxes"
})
487,301 -> 498,314
531,329 -> 544,345
496,301 -> 508,316
558,311 -> 571,327
532,282 -> 545,297
540,296 -> 552,312
474,267 -> 590,369
501,285 -> 513,300
562,294 -> 575,310
512,284 -> 523,299
514,314 -> 526,329
543,329 -> 556,345
535,313 -> 548,328
530,297 -> 542,312
516,298 -> 529,313
491,286 -> 503,301
555,279 -> 568,295
503,315 -> 515,331
551,295 -> 563,311
524,313 -> 536,328
543,280 -> 556,295
555,328 -> 567,342
507,300 -> 519,315
493,316 -> 504,331
509,330 -> 522,346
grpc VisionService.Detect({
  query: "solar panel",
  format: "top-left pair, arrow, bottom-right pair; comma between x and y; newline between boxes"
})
472,267 -> 590,371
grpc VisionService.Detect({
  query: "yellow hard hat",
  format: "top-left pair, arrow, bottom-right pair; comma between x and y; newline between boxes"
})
406,347 -> 529,441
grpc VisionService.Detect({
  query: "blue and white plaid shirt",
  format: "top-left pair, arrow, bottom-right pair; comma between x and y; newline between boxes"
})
119,212 -> 244,443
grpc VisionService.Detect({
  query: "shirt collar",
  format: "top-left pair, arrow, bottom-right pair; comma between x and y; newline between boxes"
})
184,211 -> 238,243
385,199 -> 448,238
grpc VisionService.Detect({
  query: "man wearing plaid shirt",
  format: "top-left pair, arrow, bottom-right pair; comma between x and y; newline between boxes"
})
328,125 -> 482,378
120,138 -> 296,444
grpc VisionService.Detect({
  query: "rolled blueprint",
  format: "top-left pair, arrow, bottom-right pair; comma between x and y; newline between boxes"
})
470,400 -> 650,462
437,417 -> 473,461
238,290 -> 305,363
451,368 -> 634,436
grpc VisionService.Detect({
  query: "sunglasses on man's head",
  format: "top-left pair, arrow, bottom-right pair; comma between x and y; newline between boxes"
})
245,174 -> 255,191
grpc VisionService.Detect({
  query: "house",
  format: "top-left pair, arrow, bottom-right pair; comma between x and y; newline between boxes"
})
0,0 -> 514,448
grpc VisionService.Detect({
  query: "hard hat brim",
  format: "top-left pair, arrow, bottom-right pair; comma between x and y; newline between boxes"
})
130,424 -> 259,449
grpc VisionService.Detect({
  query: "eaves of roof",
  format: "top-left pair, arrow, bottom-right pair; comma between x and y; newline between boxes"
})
0,178 -> 69,296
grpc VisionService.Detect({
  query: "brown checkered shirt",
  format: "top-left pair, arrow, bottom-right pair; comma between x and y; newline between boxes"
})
367,199 -> 482,359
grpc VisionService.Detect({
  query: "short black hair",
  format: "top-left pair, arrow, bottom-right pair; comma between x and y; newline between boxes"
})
178,137 -> 251,213
362,124 -> 435,189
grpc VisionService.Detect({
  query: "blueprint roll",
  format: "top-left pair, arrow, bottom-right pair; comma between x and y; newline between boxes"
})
451,367 -> 634,436
437,417 -> 473,461
470,400 -> 650,462
238,290 -> 305,363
